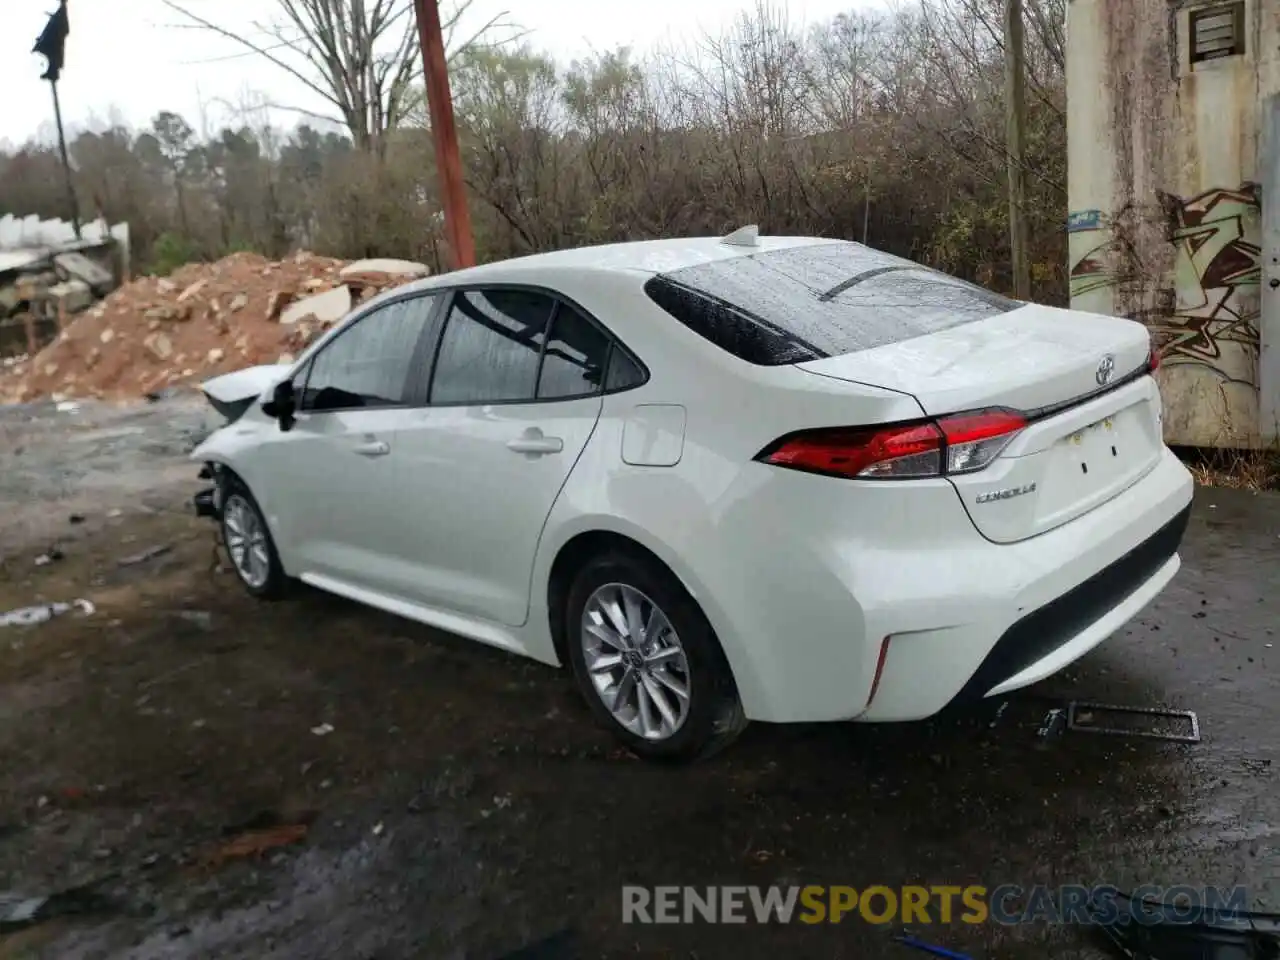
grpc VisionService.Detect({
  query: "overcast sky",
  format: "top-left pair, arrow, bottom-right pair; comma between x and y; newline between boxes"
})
4,0 -> 869,146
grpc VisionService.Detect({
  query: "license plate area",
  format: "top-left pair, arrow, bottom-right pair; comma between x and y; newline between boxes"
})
1058,396 -> 1156,476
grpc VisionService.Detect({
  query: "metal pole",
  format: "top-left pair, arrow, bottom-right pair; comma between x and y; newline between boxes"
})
1004,0 -> 1029,299
413,0 -> 475,270
49,78 -> 81,239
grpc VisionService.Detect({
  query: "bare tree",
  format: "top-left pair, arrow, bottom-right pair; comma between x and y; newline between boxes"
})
161,0 -> 519,151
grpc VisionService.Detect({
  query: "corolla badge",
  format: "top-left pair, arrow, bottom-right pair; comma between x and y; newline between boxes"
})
1095,354 -> 1116,386
975,482 -> 1037,504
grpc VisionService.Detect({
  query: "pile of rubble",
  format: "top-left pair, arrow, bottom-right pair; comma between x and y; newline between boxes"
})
0,252 -> 428,404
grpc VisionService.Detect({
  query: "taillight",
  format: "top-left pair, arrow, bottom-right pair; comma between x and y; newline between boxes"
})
757,408 -> 1027,480
1148,346 -> 1161,372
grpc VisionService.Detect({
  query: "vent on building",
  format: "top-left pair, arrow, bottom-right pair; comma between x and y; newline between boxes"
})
1190,3 -> 1246,64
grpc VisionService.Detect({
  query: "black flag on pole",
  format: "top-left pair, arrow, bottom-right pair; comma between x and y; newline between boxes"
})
33,0 -> 70,82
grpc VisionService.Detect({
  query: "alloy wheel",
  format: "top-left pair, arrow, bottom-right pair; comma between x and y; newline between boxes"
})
223,493 -> 271,590
580,582 -> 692,741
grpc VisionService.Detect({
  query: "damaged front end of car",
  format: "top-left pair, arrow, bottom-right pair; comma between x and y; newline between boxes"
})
190,362 -> 294,522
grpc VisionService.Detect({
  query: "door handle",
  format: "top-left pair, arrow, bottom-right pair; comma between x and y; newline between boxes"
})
352,440 -> 390,457
506,436 -> 564,455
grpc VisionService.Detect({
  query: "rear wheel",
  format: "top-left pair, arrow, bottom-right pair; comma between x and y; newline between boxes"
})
220,485 -> 289,600
564,551 -> 746,762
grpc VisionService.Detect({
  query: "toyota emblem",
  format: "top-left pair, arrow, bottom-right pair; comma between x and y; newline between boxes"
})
1095,354 -> 1116,386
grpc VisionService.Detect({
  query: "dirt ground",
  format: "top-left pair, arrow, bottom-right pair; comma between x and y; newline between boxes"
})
0,397 -> 1277,960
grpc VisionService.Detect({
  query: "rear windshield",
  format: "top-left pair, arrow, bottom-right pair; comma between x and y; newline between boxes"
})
643,242 -> 1021,366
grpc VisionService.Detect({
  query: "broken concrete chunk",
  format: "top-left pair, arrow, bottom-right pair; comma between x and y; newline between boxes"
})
53,251 -> 114,292
280,285 -> 351,326
265,290 -> 293,322
207,348 -> 224,363
228,293 -> 249,312
339,258 -> 428,280
99,328 -> 114,344
143,332 -> 173,361
157,278 -> 177,294
177,279 -> 207,303
47,279 -> 94,314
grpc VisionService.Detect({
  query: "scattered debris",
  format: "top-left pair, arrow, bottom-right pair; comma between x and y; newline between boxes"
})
893,934 -> 974,959
372,822 -> 385,837
0,880 -> 116,932
311,723 -> 335,737
1,599 -> 95,628
118,544 -> 173,567
1067,702 -> 1200,744
69,513 -> 85,524
988,701 -> 1010,729
202,823 -> 309,867
1037,708 -> 1066,739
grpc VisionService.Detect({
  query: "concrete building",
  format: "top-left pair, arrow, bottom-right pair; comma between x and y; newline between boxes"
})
1066,0 -> 1280,447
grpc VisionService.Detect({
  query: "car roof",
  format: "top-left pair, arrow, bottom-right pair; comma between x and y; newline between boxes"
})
401,235 -> 844,293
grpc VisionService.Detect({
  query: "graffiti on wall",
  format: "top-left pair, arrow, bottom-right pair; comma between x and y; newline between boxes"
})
1069,208 -> 1123,298
1067,204 -> 1147,303
1067,185 -> 1261,385
1147,185 -> 1261,383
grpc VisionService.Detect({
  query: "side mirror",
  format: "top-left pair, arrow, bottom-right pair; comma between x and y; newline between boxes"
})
261,380 -> 297,432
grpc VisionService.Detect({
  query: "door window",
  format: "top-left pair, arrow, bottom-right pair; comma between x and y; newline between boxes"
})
300,295 -> 437,413
430,290 -> 555,404
536,302 -> 611,400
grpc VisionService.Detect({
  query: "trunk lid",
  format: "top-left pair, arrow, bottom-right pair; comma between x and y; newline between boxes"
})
796,304 -> 1163,543
795,303 -> 1152,416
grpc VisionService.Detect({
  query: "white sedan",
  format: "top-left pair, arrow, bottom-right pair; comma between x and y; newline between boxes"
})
191,229 -> 1194,761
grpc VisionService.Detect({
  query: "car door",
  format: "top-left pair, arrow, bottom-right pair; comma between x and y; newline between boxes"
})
387,287 -> 613,626
258,293 -> 442,593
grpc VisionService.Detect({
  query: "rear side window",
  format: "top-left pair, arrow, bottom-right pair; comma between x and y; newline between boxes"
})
644,242 -> 1020,366
430,290 -> 554,404
605,347 -> 645,391
536,303 -> 610,400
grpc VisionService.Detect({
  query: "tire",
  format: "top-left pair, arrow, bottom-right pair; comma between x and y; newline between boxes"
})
219,482 -> 290,600
564,550 -> 747,762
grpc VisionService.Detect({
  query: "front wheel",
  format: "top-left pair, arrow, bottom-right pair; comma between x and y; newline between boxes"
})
220,485 -> 289,600
564,551 -> 746,762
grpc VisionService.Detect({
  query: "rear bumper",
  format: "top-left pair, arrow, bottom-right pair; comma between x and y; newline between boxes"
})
855,447 -> 1193,721
706,446 -> 1194,724
949,502 -> 1189,705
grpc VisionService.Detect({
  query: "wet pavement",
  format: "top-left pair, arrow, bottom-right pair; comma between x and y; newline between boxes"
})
0,398 -> 1276,959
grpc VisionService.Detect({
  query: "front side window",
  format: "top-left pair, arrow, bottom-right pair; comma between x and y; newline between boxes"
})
300,295 -> 437,413
430,290 -> 555,404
